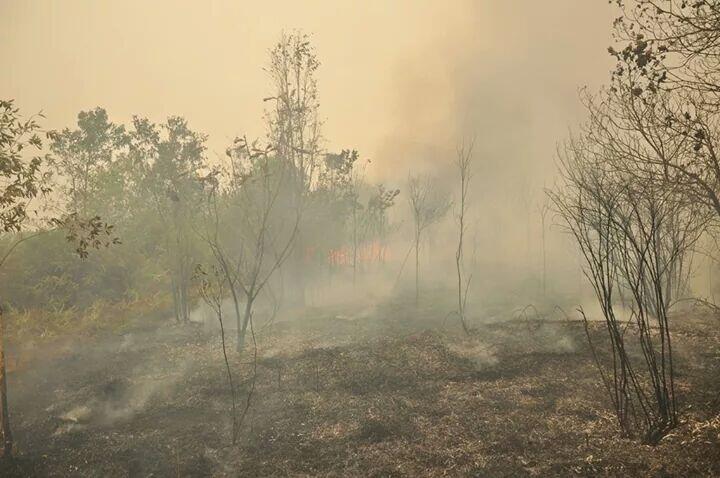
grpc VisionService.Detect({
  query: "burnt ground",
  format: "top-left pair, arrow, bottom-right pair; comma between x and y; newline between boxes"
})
1,296 -> 719,477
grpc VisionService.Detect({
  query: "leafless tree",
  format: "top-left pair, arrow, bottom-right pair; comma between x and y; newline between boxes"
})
194,264 -> 239,444
454,139 -> 475,333
609,2 -> 720,234
538,193 -> 551,298
197,137 -> 299,351
551,103 -> 706,442
407,174 -> 451,307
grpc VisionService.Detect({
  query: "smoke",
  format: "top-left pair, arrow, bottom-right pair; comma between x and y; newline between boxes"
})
354,2 -> 618,309
0,2 -> 627,358
0,0 -> 620,308
56,357 -> 191,433
448,341 -> 499,368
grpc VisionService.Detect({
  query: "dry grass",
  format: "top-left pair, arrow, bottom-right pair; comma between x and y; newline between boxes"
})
1,298 -> 718,477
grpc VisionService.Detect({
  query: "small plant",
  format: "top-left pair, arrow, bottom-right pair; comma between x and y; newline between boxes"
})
195,264 -> 238,444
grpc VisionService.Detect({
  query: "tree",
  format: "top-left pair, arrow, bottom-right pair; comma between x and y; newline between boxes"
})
549,4 -> 720,440
454,139 -> 475,333
127,116 -> 206,323
0,99 -> 46,458
48,108 -> 128,219
194,264 -> 239,443
265,31 -> 322,201
0,100 -> 115,458
538,192 -> 551,298
264,31 -> 322,305
316,149 -> 361,281
551,98 -> 706,442
197,137 -> 298,351
407,174 -> 451,307
612,1 -> 720,103
365,185 -> 400,264
348,153 -> 364,284
609,1 -> 720,225
310,150 -> 398,285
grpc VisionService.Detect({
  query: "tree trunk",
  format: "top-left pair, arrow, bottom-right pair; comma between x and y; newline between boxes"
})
456,225 -> 469,335
414,232 -> 420,307
352,206 -> 358,285
541,218 -> 547,297
179,268 -> 190,323
238,297 -> 254,352
171,277 -> 180,323
0,309 -> 12,458
227,286 -> 242,352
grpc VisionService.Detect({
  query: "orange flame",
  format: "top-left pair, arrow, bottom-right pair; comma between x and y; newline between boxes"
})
327,241 -> 390,266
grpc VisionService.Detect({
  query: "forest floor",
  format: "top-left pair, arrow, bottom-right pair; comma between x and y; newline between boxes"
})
1,293 -> 719,477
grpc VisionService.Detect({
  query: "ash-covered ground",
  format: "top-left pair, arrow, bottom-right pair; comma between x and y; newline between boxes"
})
2,296 -> 719,477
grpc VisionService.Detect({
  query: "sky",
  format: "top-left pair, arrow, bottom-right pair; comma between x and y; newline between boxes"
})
2,1 -> 615,185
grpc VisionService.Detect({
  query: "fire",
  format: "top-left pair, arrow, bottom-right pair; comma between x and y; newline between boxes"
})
327,241 -> 390,267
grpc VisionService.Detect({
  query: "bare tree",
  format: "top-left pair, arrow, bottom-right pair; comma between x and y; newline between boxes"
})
551,104 -> 706,442
197,138 -> 299,351
538,192 -> 551,298
455,139 -> 475,333
407,174 -> 451,307
609,2 -> 720,229
194,264 -> 239,443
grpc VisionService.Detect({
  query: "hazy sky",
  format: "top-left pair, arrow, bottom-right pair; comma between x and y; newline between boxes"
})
1,1 -> 615,183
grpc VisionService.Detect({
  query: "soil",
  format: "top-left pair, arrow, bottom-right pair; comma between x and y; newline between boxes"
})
0,297 -> 718,477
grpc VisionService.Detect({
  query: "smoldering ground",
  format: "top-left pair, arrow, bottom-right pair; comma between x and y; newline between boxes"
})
3,288 -> 717,476
1,1 -> 719,476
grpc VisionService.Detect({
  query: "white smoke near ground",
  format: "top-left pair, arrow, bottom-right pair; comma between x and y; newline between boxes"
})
56,359 -> 191,433
447,341 -> 499,368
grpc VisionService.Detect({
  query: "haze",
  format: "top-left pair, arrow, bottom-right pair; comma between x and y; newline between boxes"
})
2,1 -> 613,181
1,2 -> 718,477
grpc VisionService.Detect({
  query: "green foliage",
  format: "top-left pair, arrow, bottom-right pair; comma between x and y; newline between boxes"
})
0,99 -> 49,234
0,105 -> 206,321
48,107 -> 128,218
0,33 -> 399,331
